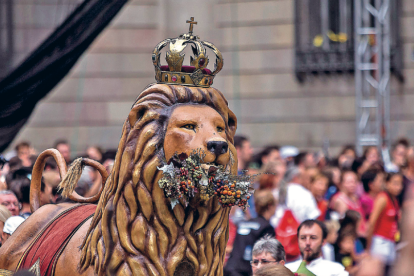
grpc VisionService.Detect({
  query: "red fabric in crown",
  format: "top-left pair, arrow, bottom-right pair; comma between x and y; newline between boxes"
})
160,65 -> 212,74
19,204 -> 96,276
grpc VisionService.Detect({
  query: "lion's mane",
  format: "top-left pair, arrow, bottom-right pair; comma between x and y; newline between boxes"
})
79,84 -> 237,276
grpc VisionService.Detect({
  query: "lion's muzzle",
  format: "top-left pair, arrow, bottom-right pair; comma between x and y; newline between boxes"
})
206,141 -> 228,157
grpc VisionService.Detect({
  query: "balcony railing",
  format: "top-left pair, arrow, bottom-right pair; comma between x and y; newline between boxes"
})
294,0 -> 403,82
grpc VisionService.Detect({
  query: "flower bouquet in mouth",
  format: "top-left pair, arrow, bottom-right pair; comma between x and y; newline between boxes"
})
157,150 -> 254,210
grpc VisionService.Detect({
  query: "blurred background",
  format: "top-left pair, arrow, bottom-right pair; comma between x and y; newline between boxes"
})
0,0 -> 413,158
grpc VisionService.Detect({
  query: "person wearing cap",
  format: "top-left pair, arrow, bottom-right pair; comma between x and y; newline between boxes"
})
1,216 -> 25,244
280,146 -> 299,166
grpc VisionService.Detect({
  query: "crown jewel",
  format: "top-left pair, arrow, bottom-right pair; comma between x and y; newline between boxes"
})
152,17 -> 223,88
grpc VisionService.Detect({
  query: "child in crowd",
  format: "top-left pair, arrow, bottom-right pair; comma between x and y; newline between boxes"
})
367,172 -> 403,270
335,230 -> 359,274
339,210 -> 365,253
322,220 -> 340,261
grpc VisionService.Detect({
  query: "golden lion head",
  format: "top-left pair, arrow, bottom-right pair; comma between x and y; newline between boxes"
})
80,84 -> 237,276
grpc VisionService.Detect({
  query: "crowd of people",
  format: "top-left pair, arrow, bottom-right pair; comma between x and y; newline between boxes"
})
224,136 -> 413,276
0,140 -> 117,248
0,136 -> 412,275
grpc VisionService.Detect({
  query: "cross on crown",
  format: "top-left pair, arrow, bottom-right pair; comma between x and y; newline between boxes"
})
186,17 -> 197,35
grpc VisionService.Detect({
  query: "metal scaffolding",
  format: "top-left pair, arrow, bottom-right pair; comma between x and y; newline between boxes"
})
354,0 -> 391,156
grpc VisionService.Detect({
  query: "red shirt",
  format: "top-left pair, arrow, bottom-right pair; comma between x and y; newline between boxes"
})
360,193 -> 375,220
374,192 -> 399,241
330,192 -> 367,236
317,199 -> 328,221
225,219 -> 237,264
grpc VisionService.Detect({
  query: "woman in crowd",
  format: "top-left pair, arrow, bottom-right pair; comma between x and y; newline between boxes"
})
330,170 -> 361,216
323,166 -> 342,201
367,172 -> 403,271
363,147 -> 381,167
353,146 -> 381,178
259,161 -> 286,192
337,145 -> 356,169
360,168 -> 385,221
398,148 -> 414,207
309,172 -> 329,221
330,170 -> 366,236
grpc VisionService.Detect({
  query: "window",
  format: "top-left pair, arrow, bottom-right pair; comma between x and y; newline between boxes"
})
294,0 -> 403,82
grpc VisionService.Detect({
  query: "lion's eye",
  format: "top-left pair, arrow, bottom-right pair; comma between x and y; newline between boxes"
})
182,124 -> 196,131
217,126 -> 224,133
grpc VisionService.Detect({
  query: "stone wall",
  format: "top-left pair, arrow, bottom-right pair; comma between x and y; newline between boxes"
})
8,0 -> 414,158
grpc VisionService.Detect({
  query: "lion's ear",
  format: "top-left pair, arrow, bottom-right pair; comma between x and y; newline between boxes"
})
129,105 -> 147,127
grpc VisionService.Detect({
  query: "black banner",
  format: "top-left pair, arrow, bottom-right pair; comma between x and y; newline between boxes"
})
0,0 -> 128,152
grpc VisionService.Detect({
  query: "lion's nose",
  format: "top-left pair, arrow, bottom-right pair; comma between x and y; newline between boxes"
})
207,141 -> 228,157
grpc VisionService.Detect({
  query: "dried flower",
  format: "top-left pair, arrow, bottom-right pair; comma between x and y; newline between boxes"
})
158,150 -> 254,210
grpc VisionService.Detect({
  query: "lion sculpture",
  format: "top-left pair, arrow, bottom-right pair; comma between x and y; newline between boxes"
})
0,83 -> 238,276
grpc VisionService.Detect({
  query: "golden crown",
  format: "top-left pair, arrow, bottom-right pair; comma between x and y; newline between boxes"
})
152,17 -> 223,88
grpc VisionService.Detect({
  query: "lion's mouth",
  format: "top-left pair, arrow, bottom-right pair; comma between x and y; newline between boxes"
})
200,163 -> 219,172
200,162 -> 229,173
201,164 -> 213,171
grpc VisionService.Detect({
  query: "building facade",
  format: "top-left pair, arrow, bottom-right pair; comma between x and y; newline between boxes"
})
5,0 -> 414,157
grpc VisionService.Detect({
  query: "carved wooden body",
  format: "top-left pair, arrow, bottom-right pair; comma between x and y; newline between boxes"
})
0,84 -> 238,276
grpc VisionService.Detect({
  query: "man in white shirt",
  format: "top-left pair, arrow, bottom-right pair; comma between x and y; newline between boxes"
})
271,166 -> 320,226
285,220 -> 349,276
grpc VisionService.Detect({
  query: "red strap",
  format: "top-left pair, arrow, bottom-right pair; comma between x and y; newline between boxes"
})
19,204 -> 96,276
